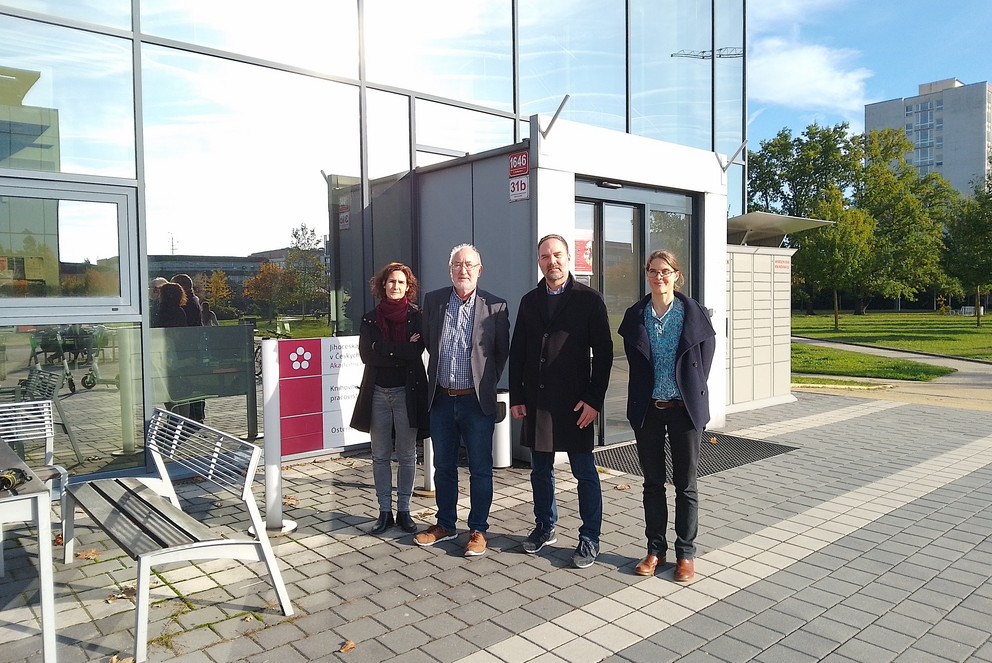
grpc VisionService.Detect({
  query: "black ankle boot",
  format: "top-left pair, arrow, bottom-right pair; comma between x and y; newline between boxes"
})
370,511 -> 394,535
396,510 -> 418,533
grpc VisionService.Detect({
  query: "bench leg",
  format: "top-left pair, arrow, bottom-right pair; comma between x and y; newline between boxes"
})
135,556 -> 152,662
0,523 -> 5,577
63,492 -> 77,564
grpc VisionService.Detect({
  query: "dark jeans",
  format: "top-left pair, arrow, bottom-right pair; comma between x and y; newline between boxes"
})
530,450 -> 602,544
429,391 -> 496,533
633,405 -> 701,560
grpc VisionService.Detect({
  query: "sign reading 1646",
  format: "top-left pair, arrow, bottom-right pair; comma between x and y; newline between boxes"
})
509,150 -> 529,177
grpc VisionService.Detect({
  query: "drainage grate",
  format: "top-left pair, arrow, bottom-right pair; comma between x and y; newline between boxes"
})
593,433 -> 797,478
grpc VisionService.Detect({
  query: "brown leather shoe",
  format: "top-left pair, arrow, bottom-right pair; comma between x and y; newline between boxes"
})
674,558 -> 695,582
634,554 -> 664,576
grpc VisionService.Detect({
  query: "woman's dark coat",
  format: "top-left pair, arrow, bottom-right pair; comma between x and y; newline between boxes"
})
617,291 -> 716,431
350,304 -> 430,440
509,277 -> 613,454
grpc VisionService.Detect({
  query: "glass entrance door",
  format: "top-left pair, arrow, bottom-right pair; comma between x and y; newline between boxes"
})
574,200 -> 640,445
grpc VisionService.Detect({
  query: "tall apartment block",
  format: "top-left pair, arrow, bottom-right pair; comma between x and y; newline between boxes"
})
865,78 -> 992,195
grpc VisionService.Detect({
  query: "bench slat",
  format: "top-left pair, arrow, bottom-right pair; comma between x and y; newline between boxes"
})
69,478 -> 218,558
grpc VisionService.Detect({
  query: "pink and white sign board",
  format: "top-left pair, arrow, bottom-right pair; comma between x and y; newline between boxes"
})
261,336 -> 368,459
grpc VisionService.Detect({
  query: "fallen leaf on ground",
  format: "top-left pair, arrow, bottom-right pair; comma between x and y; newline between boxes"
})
76,548 -> 100,561
339,640 -> 356,653
54,533 -> 63,546
243,615 -> 254,622
283,495 -> 299,506
710,437 -> 717,444
616,484 -> 630,490
109,655 -> 135,663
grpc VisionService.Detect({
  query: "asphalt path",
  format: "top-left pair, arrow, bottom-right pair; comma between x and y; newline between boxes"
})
791,335 -> 992,412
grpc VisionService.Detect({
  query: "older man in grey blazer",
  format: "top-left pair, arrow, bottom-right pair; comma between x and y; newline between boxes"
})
414,244 -> 510,557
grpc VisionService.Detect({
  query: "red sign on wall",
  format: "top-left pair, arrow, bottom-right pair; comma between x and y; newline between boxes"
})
509,150 -> 529,177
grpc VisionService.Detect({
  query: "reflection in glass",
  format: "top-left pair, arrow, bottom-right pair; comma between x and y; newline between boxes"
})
367,89 -> 410,181
363,1 -> 512,109
0,1 -> 130,29
631,0 -> 713,150
602,204 -> 639,444
574,201 -> 595,286
0,15 -> 135,177
140,1 -> 358,78
0,196 -> 120,298
415,100 -> 515,160
648,208 -> 691,294
519,0 -> 625,131
0,322 -> 143,476
148,324 -> 257,437
141,45 -> 359,262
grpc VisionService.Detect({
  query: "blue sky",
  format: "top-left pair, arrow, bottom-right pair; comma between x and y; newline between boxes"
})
747,0 -> 992,147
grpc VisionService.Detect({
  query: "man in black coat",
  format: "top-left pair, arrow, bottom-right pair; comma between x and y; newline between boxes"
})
509,234 -> 613,568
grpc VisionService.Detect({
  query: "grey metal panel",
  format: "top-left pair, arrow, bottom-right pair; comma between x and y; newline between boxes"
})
469,155 -> 535,331
417,165 -> 474,294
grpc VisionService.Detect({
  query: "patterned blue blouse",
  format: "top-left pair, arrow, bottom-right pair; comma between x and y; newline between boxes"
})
644,297 -> 684,400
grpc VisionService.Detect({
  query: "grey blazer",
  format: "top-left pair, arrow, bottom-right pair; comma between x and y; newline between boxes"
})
422,286 -> 510,416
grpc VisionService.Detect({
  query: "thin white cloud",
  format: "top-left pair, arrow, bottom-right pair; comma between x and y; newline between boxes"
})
750,37 -> 871,117
748,0 -> 871,131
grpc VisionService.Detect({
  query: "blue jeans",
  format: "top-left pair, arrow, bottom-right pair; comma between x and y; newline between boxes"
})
530,450 -> 602,544
632,406 -> 700,559
430,391 -> 496,533
370,386 -> 418,512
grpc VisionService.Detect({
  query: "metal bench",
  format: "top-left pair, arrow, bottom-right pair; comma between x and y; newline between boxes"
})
0,399 -> 68,579
63,408 -> 294,662
9,367 -> 84,464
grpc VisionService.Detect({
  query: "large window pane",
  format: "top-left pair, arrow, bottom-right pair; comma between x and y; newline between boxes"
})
0,195 -> 120,298
631,0 -> 713,150
363,0 -> 512,110
0,15 -> 135,177
415,100 -> 514,159
367,89 -> 410,180
0,322 -> 144,476
519,0 -> 625,131
140,1 -> 358,78
142,46 -> 359,260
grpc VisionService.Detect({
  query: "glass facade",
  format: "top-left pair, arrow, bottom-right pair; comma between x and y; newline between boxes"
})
0,1 -> 745,475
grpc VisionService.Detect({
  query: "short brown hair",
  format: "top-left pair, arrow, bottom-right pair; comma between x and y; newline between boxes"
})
369,262 -> 419,301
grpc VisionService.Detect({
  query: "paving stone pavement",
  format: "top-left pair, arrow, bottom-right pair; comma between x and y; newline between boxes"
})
2,386 -> 991,662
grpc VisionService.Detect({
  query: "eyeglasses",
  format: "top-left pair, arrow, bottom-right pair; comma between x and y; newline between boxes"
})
450,262 -> 479,271
647,268 -> 677,279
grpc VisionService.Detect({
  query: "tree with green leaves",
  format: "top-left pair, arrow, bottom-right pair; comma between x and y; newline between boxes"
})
944,164 -> 992,326
794,188 -> 875,326
847,129 -> 956,314
747,123 -> 861,218
286,223 -> 326,317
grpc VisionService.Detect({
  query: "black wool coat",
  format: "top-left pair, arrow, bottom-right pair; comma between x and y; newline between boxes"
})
617,291 -> 716,431
509,276 -> 613,453
350,304 -> 430,440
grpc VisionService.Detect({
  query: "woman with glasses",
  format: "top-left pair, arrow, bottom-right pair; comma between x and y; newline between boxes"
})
351,262 -> 429,535
617,250 -> 715,582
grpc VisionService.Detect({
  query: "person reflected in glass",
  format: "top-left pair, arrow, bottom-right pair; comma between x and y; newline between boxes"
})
618,250 -> 715,582
351,263 -> 429,535
156,283 -> 188,328
200,301 -> 220,326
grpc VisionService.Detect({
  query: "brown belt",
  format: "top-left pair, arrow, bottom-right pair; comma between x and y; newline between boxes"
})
652,399 -> 684,409
442,387 -> 475,396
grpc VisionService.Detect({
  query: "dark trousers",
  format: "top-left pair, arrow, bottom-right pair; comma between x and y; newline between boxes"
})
632,405 -> 701,560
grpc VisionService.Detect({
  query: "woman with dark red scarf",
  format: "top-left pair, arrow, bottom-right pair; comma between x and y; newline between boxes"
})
351,262 -> 429,535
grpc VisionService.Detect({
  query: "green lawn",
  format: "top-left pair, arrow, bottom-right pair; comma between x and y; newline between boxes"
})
791,343 -> 954,382
792,310 -> 992,361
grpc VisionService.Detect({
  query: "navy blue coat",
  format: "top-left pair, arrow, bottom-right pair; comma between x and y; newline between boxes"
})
617,291 -> 716,431
509,276 -> 613,453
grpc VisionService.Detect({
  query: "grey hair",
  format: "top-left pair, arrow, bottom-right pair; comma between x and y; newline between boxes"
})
448,243 -> 482,266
